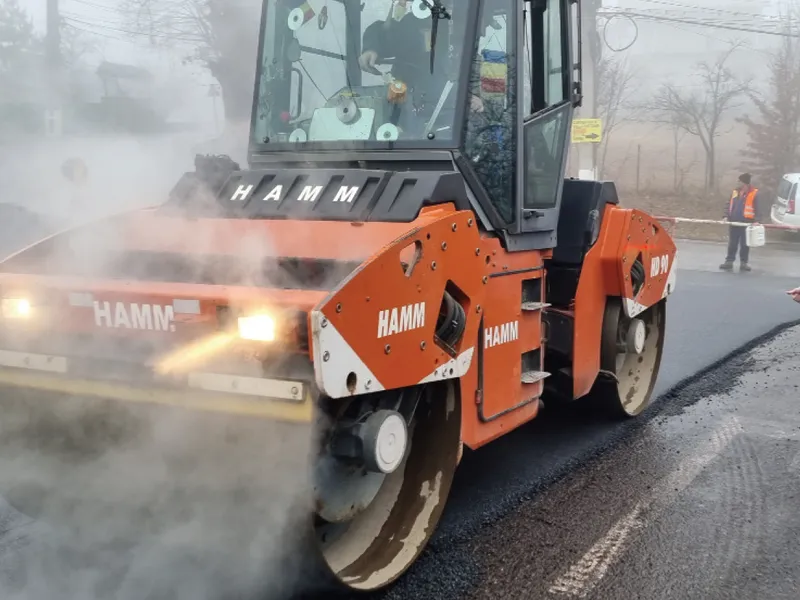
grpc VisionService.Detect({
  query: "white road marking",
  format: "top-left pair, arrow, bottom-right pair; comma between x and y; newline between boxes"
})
548,416 -> 742,598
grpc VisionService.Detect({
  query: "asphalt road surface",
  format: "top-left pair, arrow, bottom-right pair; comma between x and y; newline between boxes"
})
459,325 -> 800,600
0,242 -> 799,599
368,257 -> 800,600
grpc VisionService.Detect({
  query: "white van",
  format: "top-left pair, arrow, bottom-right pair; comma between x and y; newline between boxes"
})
771,173 -> 800,228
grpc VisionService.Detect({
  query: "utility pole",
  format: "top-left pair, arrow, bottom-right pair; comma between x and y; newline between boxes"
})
576,0 -> 601,180
45,0 -> 63,136
46,0 -> 61,70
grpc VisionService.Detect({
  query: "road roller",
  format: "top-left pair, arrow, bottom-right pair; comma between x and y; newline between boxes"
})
0,0 -> 676,596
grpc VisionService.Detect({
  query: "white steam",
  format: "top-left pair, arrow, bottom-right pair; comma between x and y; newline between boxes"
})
0,402 -> 316,599
0,113 -> 317,600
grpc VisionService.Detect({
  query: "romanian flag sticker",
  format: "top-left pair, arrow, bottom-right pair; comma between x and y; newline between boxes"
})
288,1 -> 316,30
480,49 -> 507,96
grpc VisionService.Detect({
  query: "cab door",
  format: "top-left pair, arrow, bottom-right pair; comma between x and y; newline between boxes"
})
515,0 -> 574,249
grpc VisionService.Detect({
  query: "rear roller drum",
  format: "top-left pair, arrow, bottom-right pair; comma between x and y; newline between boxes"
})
595,297 -> 666,418
311,380 -> 461,593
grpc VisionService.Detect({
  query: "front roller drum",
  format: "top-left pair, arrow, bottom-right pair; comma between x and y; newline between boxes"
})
0,380 -> 461,598
594,297 -> 666,418
310,380 -> 462,593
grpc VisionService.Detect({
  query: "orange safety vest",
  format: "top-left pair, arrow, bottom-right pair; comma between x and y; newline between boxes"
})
730,187 -> 758,220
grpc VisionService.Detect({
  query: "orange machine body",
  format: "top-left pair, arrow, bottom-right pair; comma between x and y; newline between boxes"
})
0,200 -> 675,450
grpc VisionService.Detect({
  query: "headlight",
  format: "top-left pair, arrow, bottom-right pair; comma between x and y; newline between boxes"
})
238,314 -> 276,342
2,298 -> 31,319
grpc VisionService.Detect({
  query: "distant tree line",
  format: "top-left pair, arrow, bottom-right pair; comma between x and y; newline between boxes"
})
738,10 -> 800,197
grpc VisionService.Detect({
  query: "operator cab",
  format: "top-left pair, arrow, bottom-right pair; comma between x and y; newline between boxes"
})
249,0 -> 587,250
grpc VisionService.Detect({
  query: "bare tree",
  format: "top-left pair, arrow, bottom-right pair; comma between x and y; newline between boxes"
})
0,1 -> 95,110
60,20 -> 98,69
595,53 -> 638,179
0,0 -> 37,96
120,0 -> 262,125
674,142 -> 699,195
739,12 -> 800,195
666,113 -> 691,192
650,44 -> 750,193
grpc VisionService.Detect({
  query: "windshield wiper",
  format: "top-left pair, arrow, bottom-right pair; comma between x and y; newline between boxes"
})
419,0 -> 451,74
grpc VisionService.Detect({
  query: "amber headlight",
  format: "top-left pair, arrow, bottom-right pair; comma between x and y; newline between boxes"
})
238,314 -> 277,342
2,298 -> 32,319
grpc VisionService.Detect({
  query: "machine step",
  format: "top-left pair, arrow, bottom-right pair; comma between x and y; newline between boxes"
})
521,302 -> 552,311
521,370 -> 551,384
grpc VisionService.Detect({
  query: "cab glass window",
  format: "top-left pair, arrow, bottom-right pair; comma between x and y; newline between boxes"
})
522,0 -> 570,210
252,0 -> 467,147
544,0 -> 566,105
523,105 -> 569,209
463,0 -> 517,224
523,6 -> 533,114
524,0 -> 567,115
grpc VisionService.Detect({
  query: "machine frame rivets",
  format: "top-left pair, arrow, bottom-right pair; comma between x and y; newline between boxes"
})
384,344 -> 391,354
323,351 -> 330,362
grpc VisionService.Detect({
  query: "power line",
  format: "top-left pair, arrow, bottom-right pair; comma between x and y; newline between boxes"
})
599,9 -> 800,38
47,0 -> 61,67
631,0 -> 780,21
664,20 -> 773,56
63,15 -> 204,43
69,0 -> 132,14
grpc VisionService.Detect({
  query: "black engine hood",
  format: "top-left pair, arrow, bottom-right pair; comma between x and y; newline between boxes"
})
162,155 -> 471,223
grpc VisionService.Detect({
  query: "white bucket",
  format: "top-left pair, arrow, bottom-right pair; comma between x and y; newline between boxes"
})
746,223 -> 766,247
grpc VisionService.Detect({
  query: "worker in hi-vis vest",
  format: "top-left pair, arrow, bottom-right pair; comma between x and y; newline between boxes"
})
720,172 -> 762,272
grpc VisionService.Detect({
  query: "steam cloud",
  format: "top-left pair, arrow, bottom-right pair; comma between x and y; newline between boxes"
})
0,93 -> 316,600
0,403 -> 315,600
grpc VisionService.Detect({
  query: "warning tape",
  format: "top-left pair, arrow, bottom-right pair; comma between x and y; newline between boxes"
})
654,216 -> 800,232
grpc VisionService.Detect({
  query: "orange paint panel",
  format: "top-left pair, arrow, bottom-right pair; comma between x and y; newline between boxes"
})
572,205 -> 619,398
619,210 -> 678,304
317,211 -> 489,389
517,312 -> 542,354
307,205 -> 553,449
0,273 -> 326,312
571,205 -> 677,399
458,266 -> 545,448
462,400 -> 541,450
478,274 -> 526,419
0,273 -> 325,353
